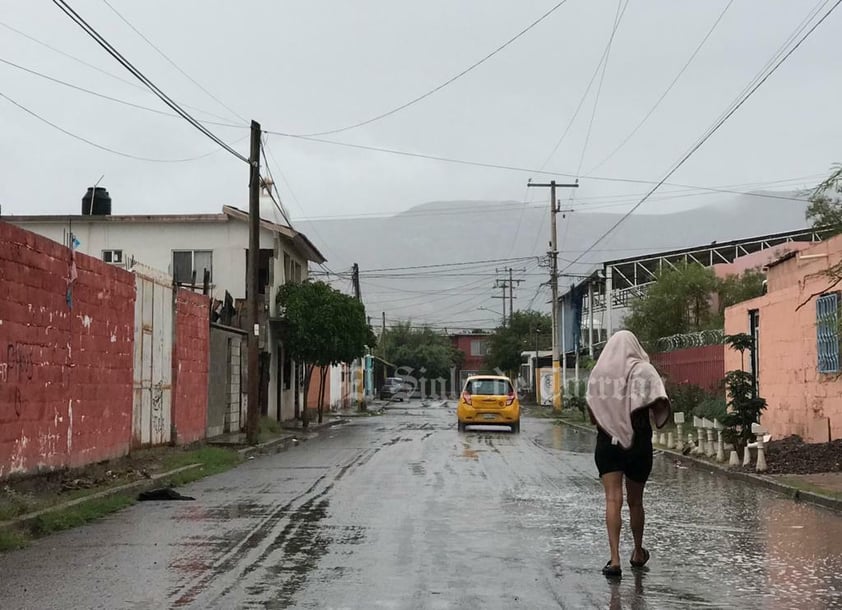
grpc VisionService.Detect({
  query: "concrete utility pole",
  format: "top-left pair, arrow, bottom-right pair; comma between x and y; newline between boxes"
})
246,120 -> 261,444
527,180 -> 578,412
352,263 -> 364,408
492,279 -> 508,326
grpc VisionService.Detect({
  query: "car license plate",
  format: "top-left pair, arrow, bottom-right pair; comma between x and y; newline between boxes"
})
483,413 -> 497,420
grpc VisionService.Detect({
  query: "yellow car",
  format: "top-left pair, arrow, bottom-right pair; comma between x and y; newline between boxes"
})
456,375 -> 520,433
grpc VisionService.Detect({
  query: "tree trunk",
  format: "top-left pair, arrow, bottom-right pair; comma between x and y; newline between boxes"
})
302,363 -> 314,429
318,367 -> 328,424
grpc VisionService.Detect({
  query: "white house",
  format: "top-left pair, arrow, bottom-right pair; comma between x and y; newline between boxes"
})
6,192 -> 326,424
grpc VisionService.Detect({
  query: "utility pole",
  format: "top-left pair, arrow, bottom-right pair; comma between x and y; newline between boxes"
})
527,179 -> 578,412
246,120 -> 261,444
492,279 -> 508,326
351,263 -> 364,409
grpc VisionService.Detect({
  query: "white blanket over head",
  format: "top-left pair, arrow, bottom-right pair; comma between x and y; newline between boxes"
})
586,330 -> 671,449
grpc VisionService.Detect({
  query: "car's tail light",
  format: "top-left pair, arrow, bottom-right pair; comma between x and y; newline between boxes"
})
461,391 -> 472,405
505,391 -> 516,406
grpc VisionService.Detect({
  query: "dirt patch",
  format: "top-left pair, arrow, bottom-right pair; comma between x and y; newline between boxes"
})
0,446 -> 198,521
737,435 -> 842,475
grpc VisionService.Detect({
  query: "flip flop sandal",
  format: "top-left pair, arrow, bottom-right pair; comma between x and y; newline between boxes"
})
630,548 -> 650,568
602,561 -> 622,577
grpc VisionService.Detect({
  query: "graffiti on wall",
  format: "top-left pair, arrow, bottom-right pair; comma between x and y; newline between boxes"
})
1,343 -> 37,418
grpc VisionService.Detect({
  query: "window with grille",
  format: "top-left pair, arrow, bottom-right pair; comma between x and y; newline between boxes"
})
102,249 -> 123,265
816,293 -> 839,373
172,250 -> 212,284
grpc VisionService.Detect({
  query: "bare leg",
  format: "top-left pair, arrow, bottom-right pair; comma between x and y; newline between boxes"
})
625,477 -> 646,564
601,471 -> 624,567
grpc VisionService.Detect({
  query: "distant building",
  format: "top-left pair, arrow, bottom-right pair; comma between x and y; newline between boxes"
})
450,332 -> 491,387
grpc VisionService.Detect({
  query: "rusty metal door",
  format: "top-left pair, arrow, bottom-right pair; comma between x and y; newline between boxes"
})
132,264 -> 173,447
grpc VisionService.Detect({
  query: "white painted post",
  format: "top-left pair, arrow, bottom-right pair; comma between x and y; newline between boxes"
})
660,432 -> 668,446
652,429 -> 659,445
714,419 -> 725,462
752,423 -> 768,473
693,416 -> 704,455
674,412 -> 685,451
667,431 -> 675,449
743,445 -> 752,467
729,450 -> 740,467
702,418 -> 716,458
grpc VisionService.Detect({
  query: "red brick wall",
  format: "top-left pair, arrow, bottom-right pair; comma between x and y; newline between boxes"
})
452,335 -> 489,372
0,222 -> 135,478
172,289 -> 209,445
651,344 -> 725,392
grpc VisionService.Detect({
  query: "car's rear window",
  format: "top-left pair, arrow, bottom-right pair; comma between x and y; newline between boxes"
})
465,379 -> 512,395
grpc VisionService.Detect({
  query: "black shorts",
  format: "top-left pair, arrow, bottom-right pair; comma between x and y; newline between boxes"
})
594,429 -> 653,483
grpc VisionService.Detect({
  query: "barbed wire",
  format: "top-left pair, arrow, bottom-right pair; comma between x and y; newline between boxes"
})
655,329 -> 724,352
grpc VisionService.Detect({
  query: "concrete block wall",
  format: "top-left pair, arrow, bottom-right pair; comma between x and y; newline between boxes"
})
0,221 -> 135,478
172,289 -> 210,445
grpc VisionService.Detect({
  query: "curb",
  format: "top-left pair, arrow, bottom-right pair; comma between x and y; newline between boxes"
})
0,463 -> 202,531
556,419 -> 842,514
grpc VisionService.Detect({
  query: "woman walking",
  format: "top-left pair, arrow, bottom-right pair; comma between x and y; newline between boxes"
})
586,330 -> 671,577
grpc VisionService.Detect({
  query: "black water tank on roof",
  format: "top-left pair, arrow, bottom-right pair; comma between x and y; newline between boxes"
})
82,187 -> 112,215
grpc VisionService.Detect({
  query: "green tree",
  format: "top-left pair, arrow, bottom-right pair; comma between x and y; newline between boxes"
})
624,263 -> 766,348
806,164 -> 842,234
381,322 -> 463,381
276,281 -> 375,425
484,310 -> 552,375
624,262 -> 720,348
717,269 -> 766,313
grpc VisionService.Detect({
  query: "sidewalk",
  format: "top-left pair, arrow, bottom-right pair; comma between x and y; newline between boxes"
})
555,416 -> 842,513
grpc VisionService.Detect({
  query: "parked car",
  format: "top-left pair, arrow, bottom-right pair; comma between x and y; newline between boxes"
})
379,377 -> 411,401
456,374 -> 520,433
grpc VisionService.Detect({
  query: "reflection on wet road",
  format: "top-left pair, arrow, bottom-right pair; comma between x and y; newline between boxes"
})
1,403 -> 841,609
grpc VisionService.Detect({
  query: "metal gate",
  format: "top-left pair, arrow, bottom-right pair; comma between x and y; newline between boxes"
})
132,264 -> 173,447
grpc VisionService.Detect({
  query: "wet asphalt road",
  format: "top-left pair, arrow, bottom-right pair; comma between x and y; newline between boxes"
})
1,402 -> 842,609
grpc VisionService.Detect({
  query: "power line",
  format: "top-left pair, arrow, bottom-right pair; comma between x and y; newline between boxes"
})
52,0 -> 248,163
0,89 -> 242,163
537,1 -> 629,173
360,256 -> 539,273
269,131 -> 811,195
102,0 -> 247,124
288,0 -> 572,137
575,0 -> 628,177
559,0 -> 842,274
0,56 -> 243,128
588,0 -> 735,173
0,20 -> 240,124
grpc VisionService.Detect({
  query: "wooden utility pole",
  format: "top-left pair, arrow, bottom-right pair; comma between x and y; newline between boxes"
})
246,120 -> 261,444
527,180 -> 578,412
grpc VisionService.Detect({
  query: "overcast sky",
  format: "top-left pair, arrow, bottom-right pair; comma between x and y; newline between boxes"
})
1,0 -> 839,222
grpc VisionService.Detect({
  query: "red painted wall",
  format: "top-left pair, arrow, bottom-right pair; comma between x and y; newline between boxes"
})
0,221 -> 135,478
306,366 -> 332,411
451,335 -> 489,372
651,345 -> 725,392
172,289 -> 209,445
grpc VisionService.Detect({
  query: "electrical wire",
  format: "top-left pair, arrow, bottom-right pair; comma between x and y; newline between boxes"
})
559,0 -> 842,274
102,0 -> 247,124
0,89 -> 244,163
52,0 -> 248,163
287,0 -> 571,137
0,20 -> 239,124
0,56 -> 245,128
575,0 -> 628,177
588,0 -> 735,173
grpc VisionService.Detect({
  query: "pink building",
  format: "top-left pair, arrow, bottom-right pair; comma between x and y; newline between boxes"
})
724,233 -> 842,443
